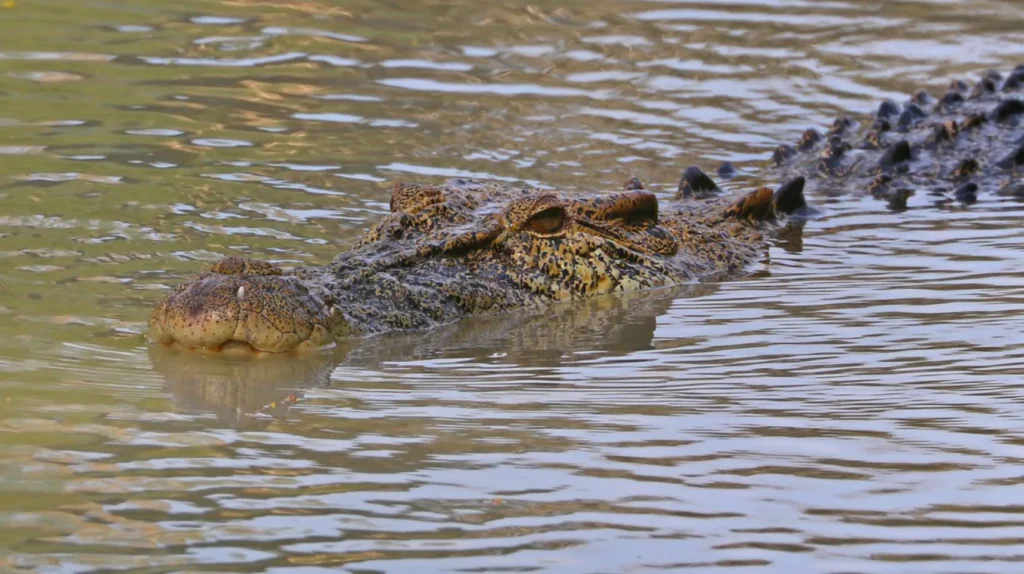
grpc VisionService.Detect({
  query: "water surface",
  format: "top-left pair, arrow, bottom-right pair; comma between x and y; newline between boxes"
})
1,0 -> 1024,572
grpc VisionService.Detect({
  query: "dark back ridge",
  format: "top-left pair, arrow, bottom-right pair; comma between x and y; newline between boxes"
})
779,65 -> 1024,205
682,65 -> 1024,208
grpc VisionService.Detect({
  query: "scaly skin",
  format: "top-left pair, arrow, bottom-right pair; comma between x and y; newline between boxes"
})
149,177 -> 806,352
149,65 -> 1024,353
764,65 -> 1024,206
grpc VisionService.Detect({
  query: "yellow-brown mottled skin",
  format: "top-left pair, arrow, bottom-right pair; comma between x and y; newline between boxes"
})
149,177 -> 798,353
150,65 -> 1024,353
149,266 -> 348,352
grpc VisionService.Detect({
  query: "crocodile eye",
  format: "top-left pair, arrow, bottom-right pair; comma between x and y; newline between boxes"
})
525,206 -> 567,235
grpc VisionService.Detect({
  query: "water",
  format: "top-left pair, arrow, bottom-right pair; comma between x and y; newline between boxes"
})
1,0 -> 1024,571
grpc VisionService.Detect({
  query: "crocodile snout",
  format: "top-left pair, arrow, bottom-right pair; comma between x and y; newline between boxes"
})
148,263 -> 348,353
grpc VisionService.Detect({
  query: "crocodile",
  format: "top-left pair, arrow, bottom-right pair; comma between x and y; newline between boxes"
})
148,65 -> 1024,353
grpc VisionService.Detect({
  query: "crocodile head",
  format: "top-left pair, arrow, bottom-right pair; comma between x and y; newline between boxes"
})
149,177 -> 794,353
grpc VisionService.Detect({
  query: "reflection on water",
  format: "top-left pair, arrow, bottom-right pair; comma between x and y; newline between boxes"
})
151,286 -> 693,424
2,0 -> 1024,571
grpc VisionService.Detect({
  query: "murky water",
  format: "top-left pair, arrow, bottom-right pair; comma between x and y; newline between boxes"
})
1,0 -> 1024,571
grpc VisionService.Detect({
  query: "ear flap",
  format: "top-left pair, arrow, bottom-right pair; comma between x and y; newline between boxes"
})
390,182 -> 446,213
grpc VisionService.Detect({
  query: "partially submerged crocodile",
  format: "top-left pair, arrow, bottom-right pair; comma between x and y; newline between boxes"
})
149,65 -> 1024,353
149,177 -> 806,352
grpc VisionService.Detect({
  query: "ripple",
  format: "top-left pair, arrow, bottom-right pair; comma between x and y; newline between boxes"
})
3,0 -> 1024,572
293,112 -> 362,123
112,25 -> 154,33
267,163 -> 340,172
190,138 -> 252,148
581,34 -> 653,47
318,94 -> 383,102
293,112 -> 418,128
0,51 -> 114,61
378,163 -> 533,184
192,36 -> 266,51
125,128 -> 184,136
378,78 -> 615,99
261,26 -> 367,43
13,172 -> 122,184
631,8 -> 899,28
141,53 -> 306,67
16,71 -> 85,83
306,54 -> 362,67
238,203 -> 340,223
380,59 -> 474,72
182,222 -> 300,240
0,146 -> 45,154
200,172 -> 346,196
336,172 -> 387,183
190,15 -> 247,25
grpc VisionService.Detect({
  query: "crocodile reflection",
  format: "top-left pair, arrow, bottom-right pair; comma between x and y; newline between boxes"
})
150,284 -> 709,424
